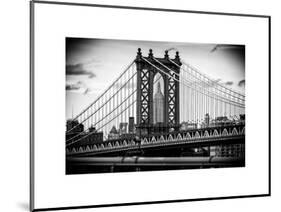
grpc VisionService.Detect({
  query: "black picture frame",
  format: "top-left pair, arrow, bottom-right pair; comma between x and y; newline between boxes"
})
30,1 -> 271,211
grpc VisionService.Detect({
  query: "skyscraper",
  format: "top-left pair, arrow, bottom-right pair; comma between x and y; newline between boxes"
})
204,113 -> 210,127
153,82 -> 164,123
128,117 -> 135,133
119,122 -> 128,134
108,125 -> 119,140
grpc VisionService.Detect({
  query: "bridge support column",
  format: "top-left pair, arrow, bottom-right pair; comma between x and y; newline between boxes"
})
135,48 -> 182,136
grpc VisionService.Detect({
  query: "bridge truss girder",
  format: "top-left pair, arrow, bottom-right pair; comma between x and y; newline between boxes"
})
135,49 -> 181,135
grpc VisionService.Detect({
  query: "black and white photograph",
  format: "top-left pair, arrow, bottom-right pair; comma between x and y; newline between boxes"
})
27,1 -> 271,210
65,38 -> 246,174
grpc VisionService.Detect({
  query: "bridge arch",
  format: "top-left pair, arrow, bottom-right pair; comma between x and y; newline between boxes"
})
195,131 -> 200,138
143,138 -> 148,144
159,135 -> 165,142
186,132 -> 191,139
204,130 -> 210,137
213,130 -> 219,137
86,145 -> 91,151
232,128 -> 238,135
222,128 -> 228,136
168,134 -> 173,141
177,133 -> 182,140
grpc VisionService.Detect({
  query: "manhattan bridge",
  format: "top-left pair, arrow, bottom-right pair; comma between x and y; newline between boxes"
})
66,48 -> 245,174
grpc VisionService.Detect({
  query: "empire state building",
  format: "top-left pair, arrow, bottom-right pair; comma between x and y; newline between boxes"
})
153,82 -> 164,123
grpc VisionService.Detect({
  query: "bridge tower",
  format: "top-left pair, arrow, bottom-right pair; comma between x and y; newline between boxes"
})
135,48 -> 182,135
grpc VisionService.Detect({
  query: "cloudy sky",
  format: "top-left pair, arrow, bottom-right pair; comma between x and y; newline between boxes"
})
66,37 -> 245,120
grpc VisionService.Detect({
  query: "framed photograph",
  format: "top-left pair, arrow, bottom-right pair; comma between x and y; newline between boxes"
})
30,0 -> 271,211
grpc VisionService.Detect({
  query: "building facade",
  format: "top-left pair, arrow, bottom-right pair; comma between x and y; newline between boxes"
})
108,126 -> 119,140
153,82 -> 164,124
128,117 -> 135,133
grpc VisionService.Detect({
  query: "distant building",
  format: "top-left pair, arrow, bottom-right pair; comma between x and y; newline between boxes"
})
180,122 -> 197,130
120,133 -> 136,140
66,119 -> 84,133
153,82 -> 164,123
215,144 -> 245,158
128,117 -> 135,133
240,114 -> 245,121
88,125 -> 97,133
66,120 -> 103,148
208,116 -> 233,127
119,122 -> 128,135
204,113 -> 210,127
215,116 -> 228,122
108,125 -> 119,140
66,119 -> 84,142
200,114 -> 211,128
79,131 -> 103,146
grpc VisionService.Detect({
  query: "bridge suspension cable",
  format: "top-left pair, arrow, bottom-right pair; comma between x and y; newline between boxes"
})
66,61 -> 136,143
142,57 -> 243,108
66,53 -> 245,148
153,57 -> 244,108
181,60 -> 245,97
167,58 -> 245,122
66,60 -> 164,147
142,57 -> 245,124
173,60 -> 245,102
66,62 -> 136,134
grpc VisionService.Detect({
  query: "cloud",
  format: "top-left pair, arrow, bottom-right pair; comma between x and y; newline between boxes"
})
66,84 -> 80,90
66,81 -> 83,91
66,63 -> 96,78
66,81 -> 91,95
210,44 -> 244,53
238,79 -> 245,87
66,81 -> 101,95
224,81 -> 234,86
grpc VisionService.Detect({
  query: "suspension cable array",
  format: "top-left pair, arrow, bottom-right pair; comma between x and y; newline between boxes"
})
142,57 -> 245,126
66,61 -> 163,147
66,51 -> 245,147
66,62 -> 137,146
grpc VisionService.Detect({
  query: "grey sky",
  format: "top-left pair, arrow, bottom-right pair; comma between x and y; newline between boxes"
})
66,37 -> 245,120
